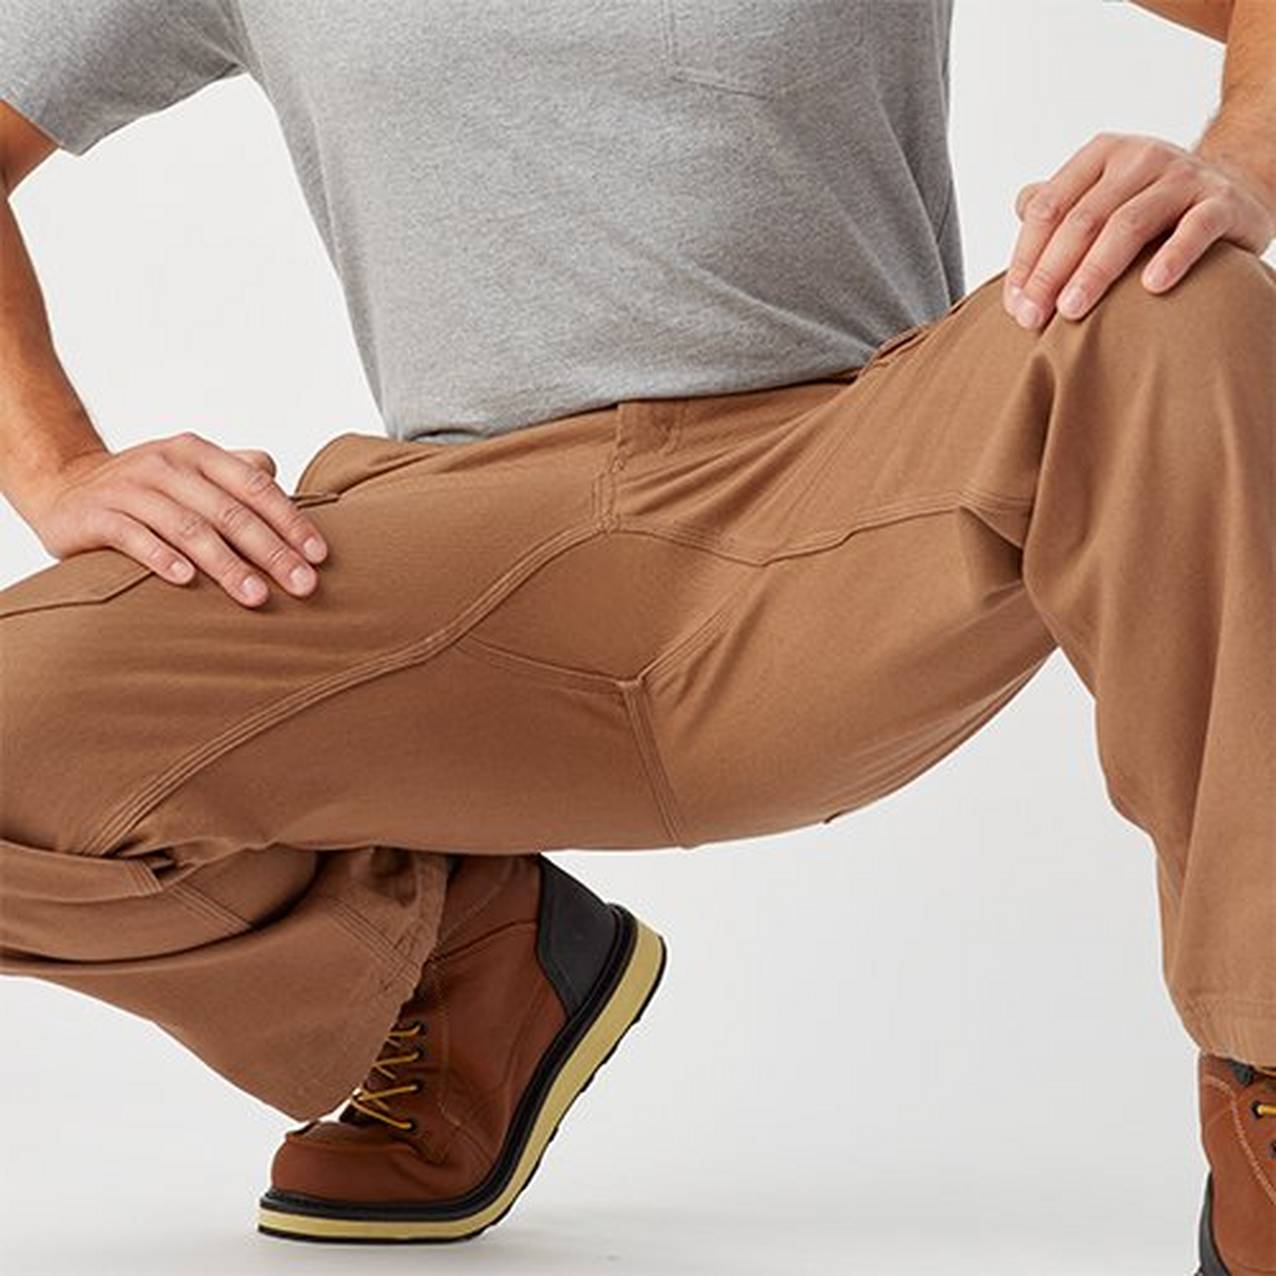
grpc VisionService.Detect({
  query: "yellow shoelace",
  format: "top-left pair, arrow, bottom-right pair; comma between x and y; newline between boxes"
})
348,1021 -> 425,1131
1254,1065 -> 1276,1119
1255,1066 -> 1276,1117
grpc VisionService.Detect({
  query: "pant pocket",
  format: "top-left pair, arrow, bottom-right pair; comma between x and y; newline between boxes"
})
293,431 -> 449,498
0,549 -> 152,621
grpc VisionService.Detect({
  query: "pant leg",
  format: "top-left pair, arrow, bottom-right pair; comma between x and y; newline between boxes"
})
612,236 -> 1274,1065
3,236 -> 1271,1120
0,408 -> 687,1119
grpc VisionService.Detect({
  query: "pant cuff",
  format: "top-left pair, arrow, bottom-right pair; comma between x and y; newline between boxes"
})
1177,996 -> 1276,1068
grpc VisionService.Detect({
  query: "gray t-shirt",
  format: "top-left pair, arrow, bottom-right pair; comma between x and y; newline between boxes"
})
1,1 -> 962,444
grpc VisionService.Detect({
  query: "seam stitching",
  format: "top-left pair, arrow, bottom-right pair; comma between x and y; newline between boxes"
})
611,484 -> 1033,567
453,632 -> 626,694
618,679 -> 690,848
316,894 -> 423,989
81,521 -> 605,855
167,881 -> 250,938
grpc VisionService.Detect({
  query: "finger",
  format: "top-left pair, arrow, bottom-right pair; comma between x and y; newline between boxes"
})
166,469 -> 319,598
125,484 -> 274,607
230,448 -> 278,479
190,438 -> 328,565
1004,137 -> 1111,317
1054,180 -> 1191,319
1139,196 -> 1233,294
1014,181 -> 1046,221
1012,159 -> 1171,329
93,509 -> 196,585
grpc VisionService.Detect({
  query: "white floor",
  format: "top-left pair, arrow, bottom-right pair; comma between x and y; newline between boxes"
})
0,1158 -> 1203,1276
0,659 -> 1209,1276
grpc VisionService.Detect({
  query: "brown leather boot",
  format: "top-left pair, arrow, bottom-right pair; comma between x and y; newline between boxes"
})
258,853 -> 666,1242
1198,1055 -> 1276,1275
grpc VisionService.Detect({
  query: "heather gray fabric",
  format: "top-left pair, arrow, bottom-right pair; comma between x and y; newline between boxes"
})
0,1 -> 962,444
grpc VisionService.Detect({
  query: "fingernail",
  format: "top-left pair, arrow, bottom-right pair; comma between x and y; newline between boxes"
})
303,537 -> 327,562
1058,284 -> 1086,317
1145,263 -> 1169,290
290,564 -> 316,591
242,575 -> 267,602
171,561 -> 194,582
1015,297 -> 1043,329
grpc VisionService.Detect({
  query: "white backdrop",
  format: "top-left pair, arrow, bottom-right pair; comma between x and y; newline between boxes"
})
2,4 -> 1267,1274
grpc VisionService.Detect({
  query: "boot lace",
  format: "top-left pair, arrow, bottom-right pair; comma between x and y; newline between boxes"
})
1254,1065 -> 1276,1120
347,1020 -> 426,1132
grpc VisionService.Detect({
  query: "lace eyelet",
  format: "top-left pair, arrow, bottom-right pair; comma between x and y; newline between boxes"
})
1253,1101 -> 1269,1119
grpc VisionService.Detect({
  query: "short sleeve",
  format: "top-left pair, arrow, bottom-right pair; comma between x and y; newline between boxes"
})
0,0 -> 246,156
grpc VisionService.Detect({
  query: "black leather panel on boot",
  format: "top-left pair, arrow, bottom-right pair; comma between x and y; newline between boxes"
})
536,858 -> 618,1017
1198,1177 -> 1229,1276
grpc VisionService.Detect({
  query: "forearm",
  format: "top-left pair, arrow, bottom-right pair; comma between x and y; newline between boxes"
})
0,184 -> 107,521
1194,0 -> 1276,210
1130,0 -> 1234,42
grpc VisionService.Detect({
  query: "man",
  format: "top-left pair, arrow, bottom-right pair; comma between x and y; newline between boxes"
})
0,1 -> 1271,1270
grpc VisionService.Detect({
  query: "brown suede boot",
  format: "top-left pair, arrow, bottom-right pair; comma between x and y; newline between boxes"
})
258,853 -> 666,1242
1198,1055 -> 1276,1275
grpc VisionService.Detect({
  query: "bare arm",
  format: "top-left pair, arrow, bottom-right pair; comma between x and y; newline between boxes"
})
1001,0 -> 1273,328
0,101 -> 329,607
1129,0 -> 1234,42
1195,0 -> 1276,213
0,104 -> 104,513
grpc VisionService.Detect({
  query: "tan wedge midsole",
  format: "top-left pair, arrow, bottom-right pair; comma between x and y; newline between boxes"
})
258,916 -> 665,1241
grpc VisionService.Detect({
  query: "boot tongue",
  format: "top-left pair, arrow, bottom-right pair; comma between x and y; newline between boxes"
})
1229,1059 -> 1276,1088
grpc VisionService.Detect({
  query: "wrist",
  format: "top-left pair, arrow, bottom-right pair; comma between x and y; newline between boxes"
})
0,411 -> 109,516
1196,102 -> 1276,215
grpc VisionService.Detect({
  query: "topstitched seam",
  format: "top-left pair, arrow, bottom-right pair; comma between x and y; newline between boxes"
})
80,519 -> 607,856
618,679 -> 690,848
610,485 -> 1034,567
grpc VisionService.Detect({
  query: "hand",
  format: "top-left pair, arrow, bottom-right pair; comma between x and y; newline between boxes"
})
1002,130 -> 1276,329
22,431 -> 329,608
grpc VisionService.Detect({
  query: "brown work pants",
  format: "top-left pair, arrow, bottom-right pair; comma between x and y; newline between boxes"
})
2,240 -> 1273,1117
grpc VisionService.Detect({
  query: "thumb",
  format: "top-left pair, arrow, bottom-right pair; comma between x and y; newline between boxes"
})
229,448 -> 277,478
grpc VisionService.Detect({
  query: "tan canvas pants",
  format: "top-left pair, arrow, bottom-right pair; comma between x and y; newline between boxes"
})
2,239 -> 1273,1118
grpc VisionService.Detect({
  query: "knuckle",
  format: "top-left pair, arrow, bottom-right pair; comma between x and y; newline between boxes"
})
1195,199 -> 1229,236
137,450 -> 174,480
1070,268 -> 1104,299
261,540 -> 295,572
215,499 -> 251,535
242,466 -> 275,498
175,509 -> 208,542
1065,204 -> 1105,236
1024,193 -> 1062,224
146,542 -> 174,569
1027,264 -> 1064,293
278,507 -> 311,540
87,507 -> 124,539
1112,204 -> 1151,237
1201,174 -> 1232,200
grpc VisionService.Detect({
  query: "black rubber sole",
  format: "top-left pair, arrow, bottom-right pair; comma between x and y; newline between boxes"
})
1197,1175 -> 1229,1276
258,906 -> 667,1243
